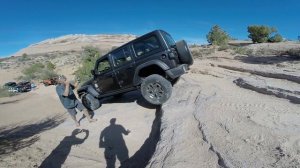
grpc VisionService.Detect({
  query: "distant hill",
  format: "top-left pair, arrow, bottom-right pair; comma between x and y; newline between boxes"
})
13,34 -> 137,56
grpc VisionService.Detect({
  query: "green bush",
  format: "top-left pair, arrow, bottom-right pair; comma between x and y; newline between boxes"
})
247,25 -> 279,43
22,63 -> 44,80
18,53 -> 31,62
218,45 -> 230,51
191,47 -> 215,58
232,47 -> 253,55
75,46 -> 100,83
21,62 -> 57,81
40,69 -> 58,80
45,61 -> 56,71
206,25 -> 230,46
268,34 -> 283,43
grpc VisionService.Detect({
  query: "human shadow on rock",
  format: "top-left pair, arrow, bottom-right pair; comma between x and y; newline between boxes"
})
39,129 -> 89,168
120,106 -> 162,168
99,118 -> 130,168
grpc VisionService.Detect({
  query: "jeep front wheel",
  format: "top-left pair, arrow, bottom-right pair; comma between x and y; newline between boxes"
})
82,93 -> 101,111
141,74 -> 172,105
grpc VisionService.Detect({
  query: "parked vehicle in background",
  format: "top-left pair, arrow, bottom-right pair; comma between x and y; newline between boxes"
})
16,81 -> 32,92
4,82 -> 18,92
42,78 -> 57,86
8,87 -> 19,93
31,83 -> 37,89
4,82 -> 17,89
3,81 -> 35,93
78,29 -> 194,110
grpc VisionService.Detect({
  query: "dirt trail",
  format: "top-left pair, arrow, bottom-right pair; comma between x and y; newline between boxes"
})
0,85 -> 64,126
0,89 -> 157,168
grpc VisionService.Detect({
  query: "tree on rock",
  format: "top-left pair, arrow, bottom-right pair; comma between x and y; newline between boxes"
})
247,25 -> 282,43
206,25 -> 230,46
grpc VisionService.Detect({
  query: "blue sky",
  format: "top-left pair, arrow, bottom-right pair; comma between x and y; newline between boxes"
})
0,0 -> 299,57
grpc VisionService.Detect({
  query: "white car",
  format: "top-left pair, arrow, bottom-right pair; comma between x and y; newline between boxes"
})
8,87 -> 19,93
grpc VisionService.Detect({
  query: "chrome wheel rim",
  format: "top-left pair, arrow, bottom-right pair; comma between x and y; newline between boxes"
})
146,82 -> 164,101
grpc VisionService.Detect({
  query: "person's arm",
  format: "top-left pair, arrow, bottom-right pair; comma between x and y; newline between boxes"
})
82,129 -> 89,141
74,129 -> 89,145
63,81 -> 70,97
121,126 -> 131,135
99,130 -> 105,148
74,80 -> 79,89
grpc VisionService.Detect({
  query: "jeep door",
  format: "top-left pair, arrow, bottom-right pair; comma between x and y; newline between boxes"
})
111,45 -> 135,89
94,57 -> 120,95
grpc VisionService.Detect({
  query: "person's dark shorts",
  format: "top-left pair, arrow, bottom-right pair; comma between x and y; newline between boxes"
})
67,100 -> 86,116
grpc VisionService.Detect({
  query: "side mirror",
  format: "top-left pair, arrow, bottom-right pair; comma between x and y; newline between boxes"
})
91,70 -> 96,75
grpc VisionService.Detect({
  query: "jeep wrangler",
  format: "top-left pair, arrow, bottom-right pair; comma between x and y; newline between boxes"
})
77,30 -> 193,110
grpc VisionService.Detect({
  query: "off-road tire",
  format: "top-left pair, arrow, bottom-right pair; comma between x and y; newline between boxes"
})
141,74 -> 172,105
82,93 -> 101,111
176,40 -> 193,65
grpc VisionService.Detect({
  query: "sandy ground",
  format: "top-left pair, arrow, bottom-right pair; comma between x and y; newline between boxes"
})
0,85 -> 157,167
0,85 -> 64,126
0,50 -> 300,167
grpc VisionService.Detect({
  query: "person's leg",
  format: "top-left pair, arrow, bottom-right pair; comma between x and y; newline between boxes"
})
76,100 -> 97,123
70,114 -> 80,127
105,148 -> 116,168
67,108 -> 80,127
82,109 -> 97,122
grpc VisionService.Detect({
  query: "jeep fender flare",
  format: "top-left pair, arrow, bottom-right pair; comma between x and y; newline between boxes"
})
133,60 -> 170,86
78,85 -> 100,98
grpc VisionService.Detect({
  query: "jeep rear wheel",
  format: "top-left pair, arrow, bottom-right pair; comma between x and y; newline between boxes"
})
141,74 -> 172,105
176,40 -> 194,65
82,93 -> 101,111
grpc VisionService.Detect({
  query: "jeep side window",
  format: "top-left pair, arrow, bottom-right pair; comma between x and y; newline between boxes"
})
97,58 -> 111,73
133,36 -> 160,57
162,32 -> 176,47
112,46 -> 132,67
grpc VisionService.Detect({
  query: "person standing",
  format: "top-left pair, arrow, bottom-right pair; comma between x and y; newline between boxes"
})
56,75 -> 97,127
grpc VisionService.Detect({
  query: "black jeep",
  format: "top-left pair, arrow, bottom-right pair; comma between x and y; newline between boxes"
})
78,30 -> 193,110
